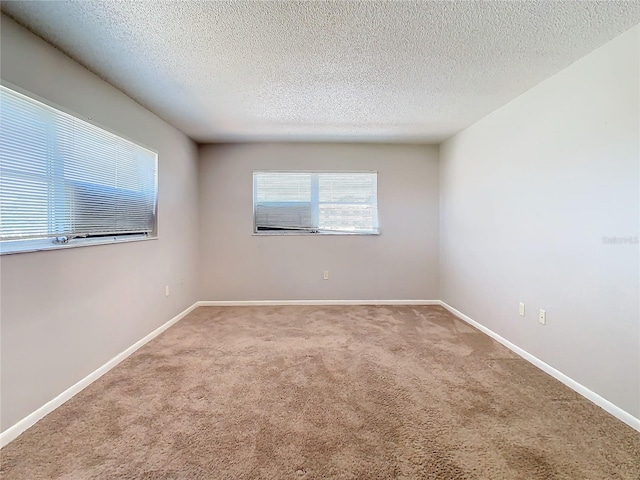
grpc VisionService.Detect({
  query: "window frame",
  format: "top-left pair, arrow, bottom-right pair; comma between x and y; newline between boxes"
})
0,82 -> 159,255
252,170 -> 380,236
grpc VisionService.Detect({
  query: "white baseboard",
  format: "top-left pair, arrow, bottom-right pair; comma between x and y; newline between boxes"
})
3,299 -> 637,448
439,301 -> 640,433
0,301 -> 200,448
197,299 -> 440,306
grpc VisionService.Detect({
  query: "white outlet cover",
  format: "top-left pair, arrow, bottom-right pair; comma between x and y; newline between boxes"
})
539,309 -> 546,325
519,302 -> 525,316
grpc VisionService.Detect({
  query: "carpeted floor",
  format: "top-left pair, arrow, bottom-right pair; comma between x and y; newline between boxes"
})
1,305 -> 638,479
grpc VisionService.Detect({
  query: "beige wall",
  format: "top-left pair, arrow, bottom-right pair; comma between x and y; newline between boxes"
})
0,16 -> 200,431
4,9 -> 636,438
198,143 -> 439,301
439,26 -> 639,418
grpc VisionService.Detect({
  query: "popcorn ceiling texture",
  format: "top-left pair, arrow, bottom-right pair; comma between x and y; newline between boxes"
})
2,1 -> 640,143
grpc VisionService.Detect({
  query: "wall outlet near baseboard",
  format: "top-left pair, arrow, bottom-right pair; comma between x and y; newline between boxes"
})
165,285 -> 170,297
323,271 -> 329,280
539,309 -> 546,325
519,302 -> 525,316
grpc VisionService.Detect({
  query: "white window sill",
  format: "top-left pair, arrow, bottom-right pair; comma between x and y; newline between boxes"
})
0,235 -> 157,255
252,231 -> 380,236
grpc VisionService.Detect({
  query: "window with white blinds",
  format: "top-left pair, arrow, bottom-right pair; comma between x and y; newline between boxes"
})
253,171 -> 379,235
0,85 -> 158,254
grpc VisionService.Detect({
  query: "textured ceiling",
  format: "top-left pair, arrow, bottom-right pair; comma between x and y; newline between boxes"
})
2,1 -> 640,143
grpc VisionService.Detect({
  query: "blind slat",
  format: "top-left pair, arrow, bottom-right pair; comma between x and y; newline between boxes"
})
0,86 -> 158,243
254,172 -> 379,234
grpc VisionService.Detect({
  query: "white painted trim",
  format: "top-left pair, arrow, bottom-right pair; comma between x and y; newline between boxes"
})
0,301 -> 200,448
439,301 -> 640,433
3,299 -> 637,448
197,299 -> 440,306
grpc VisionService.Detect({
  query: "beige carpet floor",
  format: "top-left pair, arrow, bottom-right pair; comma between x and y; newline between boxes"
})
1,305 -> 638,479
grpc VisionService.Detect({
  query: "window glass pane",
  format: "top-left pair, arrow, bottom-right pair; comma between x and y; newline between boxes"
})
253,171 -> 378,234
0,175 -> 49,239
255,203 -> 313,230
58,119 -> 117,187
256,173 -> 310,203
318,173 -> 375,204
319,204 -> 376,232
0,85 -> 158,251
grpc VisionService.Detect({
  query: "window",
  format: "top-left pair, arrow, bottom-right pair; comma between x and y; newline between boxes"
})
0,85 -> 158,254
253,171 -> 379,235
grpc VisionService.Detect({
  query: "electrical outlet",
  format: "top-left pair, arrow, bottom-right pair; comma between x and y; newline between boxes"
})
165,285 -> 170,297
539,309 -> 546,325
518,302 -> 525,316
323,271 -> 329,280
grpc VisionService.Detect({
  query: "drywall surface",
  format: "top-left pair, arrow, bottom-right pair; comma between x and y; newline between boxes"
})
199,143 -> 439,301
0,16 -> 200,431
439,26 -> 640,418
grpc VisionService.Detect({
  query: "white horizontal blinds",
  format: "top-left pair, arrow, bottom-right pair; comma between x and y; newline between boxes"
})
253,171 -> 378,234
59,119 -> 157,237
0,85 -> 157,242
0,88 -> 51,239
318,173 -> 378,233
254,172 -> 313,231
